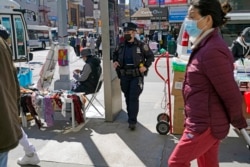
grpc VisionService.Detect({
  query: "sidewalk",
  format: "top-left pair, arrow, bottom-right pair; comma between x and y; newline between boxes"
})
8,52 -> 250,167
8,83 -> 250,167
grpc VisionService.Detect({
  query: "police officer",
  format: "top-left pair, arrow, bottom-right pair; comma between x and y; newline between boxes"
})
113,22 -> 154,130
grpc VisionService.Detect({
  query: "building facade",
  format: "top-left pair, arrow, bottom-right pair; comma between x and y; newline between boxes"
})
13,0 -> 250,34
14,0 -> 88,28
14,0 -> 40,25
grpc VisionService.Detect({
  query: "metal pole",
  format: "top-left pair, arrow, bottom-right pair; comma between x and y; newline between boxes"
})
129,0 -> 131,21
158,0 -> 160,31
54,0 -> 71,90
100,0 -> 122,121
57,0 -> 67,45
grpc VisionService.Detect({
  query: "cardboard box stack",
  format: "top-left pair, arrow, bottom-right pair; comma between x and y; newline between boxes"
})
170,58 -> 250,135
171,70 -> 185,135
171,75 -> 250,134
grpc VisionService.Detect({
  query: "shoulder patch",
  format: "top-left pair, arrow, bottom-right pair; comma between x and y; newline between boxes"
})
143,44 -> 149,51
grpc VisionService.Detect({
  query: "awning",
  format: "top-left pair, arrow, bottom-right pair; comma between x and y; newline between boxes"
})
131,8 -> 153,20
131,7 -> 168,21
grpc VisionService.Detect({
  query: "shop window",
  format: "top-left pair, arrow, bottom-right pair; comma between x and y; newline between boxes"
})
228,0 -> 250,11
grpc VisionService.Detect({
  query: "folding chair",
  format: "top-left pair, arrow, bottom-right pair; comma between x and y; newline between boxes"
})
84,74 -> 104,116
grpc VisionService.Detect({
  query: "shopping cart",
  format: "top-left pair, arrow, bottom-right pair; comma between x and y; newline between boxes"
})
154,51 -> 172,135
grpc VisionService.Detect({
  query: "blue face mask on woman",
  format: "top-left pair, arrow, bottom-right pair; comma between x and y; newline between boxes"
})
184,18 -> 204,39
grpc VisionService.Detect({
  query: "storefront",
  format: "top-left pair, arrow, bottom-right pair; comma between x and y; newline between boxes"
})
131,7 -> 153,35
168,6 -> 188,40
131,6 -> 169,40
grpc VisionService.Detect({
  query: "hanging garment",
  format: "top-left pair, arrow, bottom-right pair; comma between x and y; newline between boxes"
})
43,96 -> 54,127
67,94 -> 84,124
20,94 -> 42,129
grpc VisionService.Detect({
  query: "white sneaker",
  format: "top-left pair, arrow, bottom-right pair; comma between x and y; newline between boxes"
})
17,152 -> 40,165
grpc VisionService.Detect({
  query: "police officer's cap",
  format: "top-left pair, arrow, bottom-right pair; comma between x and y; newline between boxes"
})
80,47 -> 92,57
122,22 -> 137,31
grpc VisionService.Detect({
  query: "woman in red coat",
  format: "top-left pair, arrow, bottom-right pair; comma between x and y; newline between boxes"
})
168,0 -> 248,167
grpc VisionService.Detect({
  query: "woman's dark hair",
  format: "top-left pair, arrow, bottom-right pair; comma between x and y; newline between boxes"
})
190,0 -> 231,27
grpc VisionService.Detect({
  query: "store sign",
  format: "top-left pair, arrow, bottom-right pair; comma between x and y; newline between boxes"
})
149,7 -> 168,20
48,16 -> 57,21
168,6 -> 188,22
148,0 -> 187,5
165,0 -> 187,4
159,0 -> 165,5
148,0 -> 157,5
140,10 -> 152,15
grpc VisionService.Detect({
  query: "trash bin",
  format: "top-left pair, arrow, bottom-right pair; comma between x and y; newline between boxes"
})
167,40 -> 177,55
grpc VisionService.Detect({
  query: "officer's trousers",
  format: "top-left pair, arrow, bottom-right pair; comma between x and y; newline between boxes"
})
120,76 -> 143,124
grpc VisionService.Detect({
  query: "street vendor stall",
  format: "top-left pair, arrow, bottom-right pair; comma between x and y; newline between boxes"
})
19,87 -> 86,130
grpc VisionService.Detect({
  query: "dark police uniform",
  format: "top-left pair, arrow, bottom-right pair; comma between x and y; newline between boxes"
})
113,22 -> 154,130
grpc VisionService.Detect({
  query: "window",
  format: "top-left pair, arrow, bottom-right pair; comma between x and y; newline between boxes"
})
228,0 -> 250,11
14,17 -> 26,56
26,0 -> 36,4
1,17 -> 12,47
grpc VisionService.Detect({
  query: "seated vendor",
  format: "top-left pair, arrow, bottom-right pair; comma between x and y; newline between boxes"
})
71,47 -> 102,94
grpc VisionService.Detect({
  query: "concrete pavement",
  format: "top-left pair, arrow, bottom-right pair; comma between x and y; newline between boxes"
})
8,48 -> 250,167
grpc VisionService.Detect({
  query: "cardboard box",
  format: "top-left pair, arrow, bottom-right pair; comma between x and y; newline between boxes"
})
171,95 -> 250,135
171,71 -> 185,96
172,95 -> 185,135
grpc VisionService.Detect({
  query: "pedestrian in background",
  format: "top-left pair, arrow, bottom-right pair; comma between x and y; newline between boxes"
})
231,31 -> 250,62
118,29 -> 125,43
113,22 -> 154,130
0,24 -> 23,167
96,35 -> 102,58
168,0 -> 247,166
81,34 -> 87,48
88,35 -> 96,55
69,35 -> 75,50
75,34 -> 81,56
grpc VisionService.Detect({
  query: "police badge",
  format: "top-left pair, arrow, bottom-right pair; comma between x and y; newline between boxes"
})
143,44 -> 149,51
